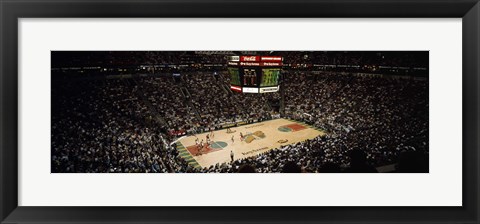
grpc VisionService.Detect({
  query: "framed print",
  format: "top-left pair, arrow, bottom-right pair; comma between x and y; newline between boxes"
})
1,0 -> 479,223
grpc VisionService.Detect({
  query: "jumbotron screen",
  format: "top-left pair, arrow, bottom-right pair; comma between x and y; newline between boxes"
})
228,56 -> 283,93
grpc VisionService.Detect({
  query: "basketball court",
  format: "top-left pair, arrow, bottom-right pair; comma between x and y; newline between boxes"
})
176,118 -> 325,169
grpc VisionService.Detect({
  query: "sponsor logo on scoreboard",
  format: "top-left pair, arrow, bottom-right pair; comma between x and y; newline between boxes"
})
242,87 -> 259,93
240,62 -> 261,66
261,56 -> 283,61
259,86 -> 279,93
241,56 -> 259,62
236,62 -> 282,67
262,62 -> 282,66
228,56 -> 240,62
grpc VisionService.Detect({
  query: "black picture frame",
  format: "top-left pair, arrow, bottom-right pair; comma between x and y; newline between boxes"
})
1,0 -> 479,223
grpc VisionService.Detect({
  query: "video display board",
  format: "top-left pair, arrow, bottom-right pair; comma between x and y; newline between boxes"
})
260,68 -> 281,87
228,67 -> 241,86
227,56 -> 283,93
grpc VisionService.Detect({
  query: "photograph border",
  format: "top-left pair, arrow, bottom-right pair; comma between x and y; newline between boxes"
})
1,0 -> 479,223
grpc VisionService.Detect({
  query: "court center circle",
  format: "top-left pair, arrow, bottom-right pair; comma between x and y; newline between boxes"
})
210,141 -> 228,149
278,126 -> 293,132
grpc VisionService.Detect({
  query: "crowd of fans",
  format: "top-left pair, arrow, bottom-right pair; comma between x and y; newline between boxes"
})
51,79 -> 168,172
184,72 -> 276,132
136,76 -> 198,134
277,51 -> 427,68
52,51 -> 428,173
52,51 -> 218,67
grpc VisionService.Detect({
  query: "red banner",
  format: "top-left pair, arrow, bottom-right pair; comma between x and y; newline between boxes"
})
230,85 -> 242,92
260,56 -> 283,61
240,56 -> 260,62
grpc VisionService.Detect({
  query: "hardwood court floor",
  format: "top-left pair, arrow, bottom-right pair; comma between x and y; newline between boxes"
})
177,118 -> 325,169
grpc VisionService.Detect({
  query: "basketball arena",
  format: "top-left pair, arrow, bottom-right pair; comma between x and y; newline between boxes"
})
51,51 -> 429,173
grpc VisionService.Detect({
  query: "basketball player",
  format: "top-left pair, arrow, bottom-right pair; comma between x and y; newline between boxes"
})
195,137 -> 199,145
240,132 -> 244,141
210,129 -> 214,138
231,135 -> 234,144
230,150 -> 234,162
196,143 -> 202,156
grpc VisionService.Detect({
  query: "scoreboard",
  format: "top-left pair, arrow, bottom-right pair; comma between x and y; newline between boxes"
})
228,55 -> 283,93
